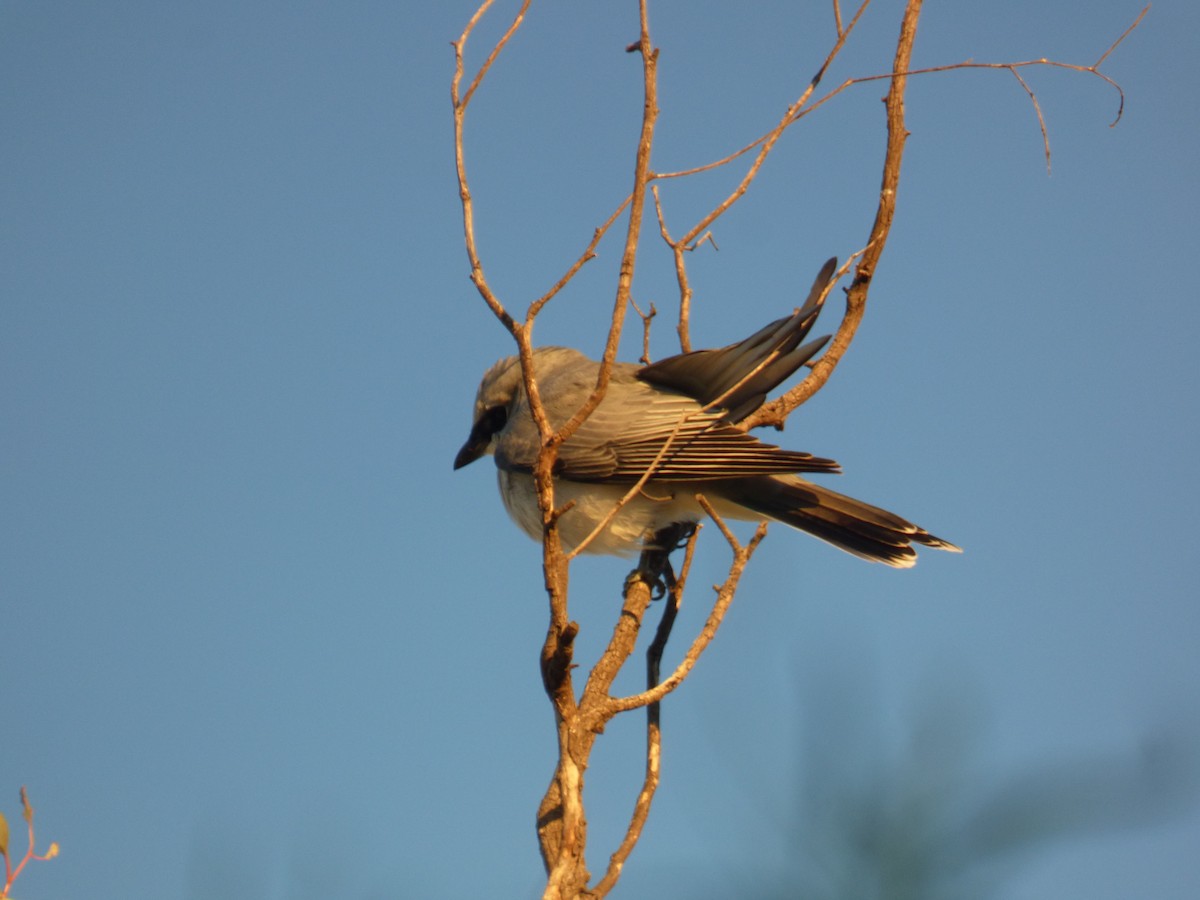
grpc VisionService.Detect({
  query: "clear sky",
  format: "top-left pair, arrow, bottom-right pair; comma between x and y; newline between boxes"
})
3,2 -> 1198,898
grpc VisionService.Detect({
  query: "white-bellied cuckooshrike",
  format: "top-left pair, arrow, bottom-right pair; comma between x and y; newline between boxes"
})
454,259 -> 960,567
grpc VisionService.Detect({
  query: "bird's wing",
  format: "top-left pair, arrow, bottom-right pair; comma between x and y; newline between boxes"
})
521,372 -> 840,482
636,257 -> 836,422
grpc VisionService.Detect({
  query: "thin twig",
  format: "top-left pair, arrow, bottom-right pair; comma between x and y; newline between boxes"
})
672,1 -> 872,253
1008,66 -> 1051,174
451,2 -> 523,333
1095,4 -> 1149,70
629,295 -> 657,365
564,407 -> 697,560
529,196 -> 633,320
604,498 -> 767,716
654,2 -> 871,352
653,7 -> 1141,187
654,0 -> 872,184
650,184 -> 694,352
540,3 -> 662,893
741,0 -> 925,431
739,250 -> 865,429
458,0 -> 530,111
591,531 -> 697,898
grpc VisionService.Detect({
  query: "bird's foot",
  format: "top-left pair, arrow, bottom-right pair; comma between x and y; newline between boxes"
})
626,522 -> 697,601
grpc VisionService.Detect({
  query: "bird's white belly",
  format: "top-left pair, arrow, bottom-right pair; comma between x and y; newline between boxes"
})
497,470 -> 739,556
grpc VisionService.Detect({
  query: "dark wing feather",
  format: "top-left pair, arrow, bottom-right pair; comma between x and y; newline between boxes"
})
550,378 -> 840,483
636,257 -> 837,421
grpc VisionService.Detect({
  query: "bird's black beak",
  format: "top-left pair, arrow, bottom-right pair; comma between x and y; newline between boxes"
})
453,437 -> 486,470
453,404 -> 508,470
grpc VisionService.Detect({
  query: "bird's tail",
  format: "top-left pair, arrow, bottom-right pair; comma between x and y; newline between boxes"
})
714,476 -> 960,568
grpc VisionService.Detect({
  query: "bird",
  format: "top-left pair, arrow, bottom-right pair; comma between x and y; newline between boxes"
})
453,258 -> 960,568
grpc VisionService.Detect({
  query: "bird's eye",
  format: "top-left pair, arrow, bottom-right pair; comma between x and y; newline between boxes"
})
476,404 -> 508,439
477,408 -> 506,436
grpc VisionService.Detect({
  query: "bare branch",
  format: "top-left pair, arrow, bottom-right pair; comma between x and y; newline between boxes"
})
742,0 -> 924,430
457,0 -> 531,112
670,1 -> 872,253
529,196 -> 633,321
654,0 -> 872,185
1009,66 -> 1051,174
538,4 -> 662,893
564,408 -> 696,560
740,251 -> 864,429
629,295 -> 657,366
546,4 -> 660,458
1095,3 -> 1150,70
604,498 -> 767,716
650,3 -> 871,352
654,3 -> 1139,188
650,183 -> 695,353
451,0 -> 533,333
591,531 -> 696,898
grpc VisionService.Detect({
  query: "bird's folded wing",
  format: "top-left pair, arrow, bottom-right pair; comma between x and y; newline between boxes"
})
498,385 -> 839,482
635,257 -> 836,422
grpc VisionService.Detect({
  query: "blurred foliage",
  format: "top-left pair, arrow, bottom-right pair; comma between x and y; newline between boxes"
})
701,673 -> 1197,900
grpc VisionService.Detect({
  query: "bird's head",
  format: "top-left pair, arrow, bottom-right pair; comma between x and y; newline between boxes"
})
453,355 -> 523,469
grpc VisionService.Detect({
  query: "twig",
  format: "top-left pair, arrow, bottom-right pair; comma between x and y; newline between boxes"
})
1096,4 -> 1150,70
653,5 -> 1142,187
654,2 -> 871,351
1,787 -> 59,899
650,183 -> 695,352
740,0 -> 925,431
539,3 -> 662,893
739,251 -> 865,429
590,531 -> 697,898
1008,66 -> 1051,174
564,407 -> 696,560
629,295 -> 657,365
654,0 -> 872,184
529,196 -> 633,320
604,498 -> 767,716
451,0 -> 532,333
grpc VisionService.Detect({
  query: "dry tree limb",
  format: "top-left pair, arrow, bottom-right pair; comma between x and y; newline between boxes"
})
740,3 -> 1145,430
650,5 -> 1142,363
629,295 -> 657,366
659,0 -> 875,351
451,0 -> 531,333
538,519 -> 688,897
742,0 -> 923,431
590,530 -> 697,898
529,197 -> 633,320
604,497 -> 768,718
1008,67 -> 1052,174
536,3 -> 663,893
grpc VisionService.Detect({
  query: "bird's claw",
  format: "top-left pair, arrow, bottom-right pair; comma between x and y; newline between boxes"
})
626,522 -> 696,601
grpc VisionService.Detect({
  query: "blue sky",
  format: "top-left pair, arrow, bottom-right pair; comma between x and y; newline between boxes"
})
2,2 -> 1197,898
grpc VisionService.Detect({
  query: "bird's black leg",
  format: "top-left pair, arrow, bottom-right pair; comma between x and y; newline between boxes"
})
625,521 -> 698,600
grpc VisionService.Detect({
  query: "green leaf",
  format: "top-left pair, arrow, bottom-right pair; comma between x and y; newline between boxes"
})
0,809 -> 9,859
